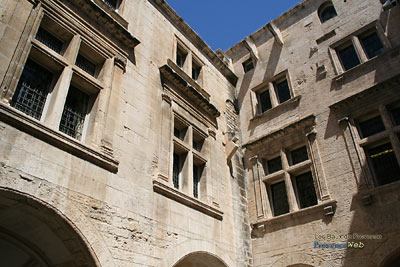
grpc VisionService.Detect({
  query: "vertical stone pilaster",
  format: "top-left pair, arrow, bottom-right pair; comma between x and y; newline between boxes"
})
158,91 -> 172,181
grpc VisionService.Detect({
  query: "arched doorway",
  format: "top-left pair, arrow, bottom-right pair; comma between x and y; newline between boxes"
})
0,189 -> 98,267
173,252 -> 228,267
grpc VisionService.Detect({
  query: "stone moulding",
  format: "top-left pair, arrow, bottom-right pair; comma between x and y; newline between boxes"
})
251,199 -> 337,237
0,102 -> 119,173
152,179 -> 224,220
60,0 -> 140,49
244,114 -> 316,150
159,62 -> 221,119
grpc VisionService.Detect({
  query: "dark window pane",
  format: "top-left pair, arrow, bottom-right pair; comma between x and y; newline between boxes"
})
35,28 -> 63,54
295,172 -> 318,209
358,116 -> 385,138
193,139 -> 203,152
193,165 -> 202,198
192,64 -> 201,81
258,90 -> 272,113
76,54 -> 96,76
390,107 -> 400,126
367,143 -> 400,186
243,59 -> 254,73
11,60 -> 52,120
271,181 -> 290,216
176,49 -> 186,68
337,44 -> 360,71
103,0 -> 118,10
275,79 -> 291,103
173,153 -> 180,189
59,87 -> 89,140
320,5 -> 337,23
291,146 -> 309,165
360,32 -> 384,59
266,156 -> 282,174
174,128 -> 180,138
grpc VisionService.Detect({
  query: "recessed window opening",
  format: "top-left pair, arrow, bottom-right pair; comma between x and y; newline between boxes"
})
294,172 -> 318,209
264,156 -> 282,175
76,54 -> 97,77
174,118 -> 188,142
193,164 -> 204,199
258,90 -> 272,113
192,60 -> 202,81
274,78 -> 291,104
366,143 -> 400,186
337,43 -> 360,71
59,86 -> 90,140
11,60 -> 53,120
35,27 -> 64,54
103,0 -> 119,10
290,146 -> 309,166
318,2 -> 337,23
390,107 -> 400,126
360,31 -> 385,59
242,58 -> 254,73
176,46 -> 187,69
193,131 -> 205,152
357,116 -> 385,138
270,181 -> 290,216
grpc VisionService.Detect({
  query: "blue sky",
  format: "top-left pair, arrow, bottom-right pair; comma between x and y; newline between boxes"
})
165,1 -> 302,51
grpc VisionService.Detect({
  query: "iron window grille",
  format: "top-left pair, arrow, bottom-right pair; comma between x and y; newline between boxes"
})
294,172 -> 318,209
11,60 -> 52,120
270,181 -> 290,216
75,54 -> 97,77
35,27 -> 63,54
366,143 -> 400,186
59,87 -> 89,140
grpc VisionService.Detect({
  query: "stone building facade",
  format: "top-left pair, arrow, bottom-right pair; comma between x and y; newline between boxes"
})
0,0 -> 399,266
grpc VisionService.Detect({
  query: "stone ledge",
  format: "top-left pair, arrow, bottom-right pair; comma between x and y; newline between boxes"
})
0,102 -> 119,173
152,179 -> 223,220
251,200 -> 337,237
250,95 -> 302,122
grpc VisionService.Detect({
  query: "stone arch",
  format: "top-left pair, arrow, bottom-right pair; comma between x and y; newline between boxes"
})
318,1 -> 338,23
0,187 -> 115,267
272,253 -> 335,267
159,239 -> 235,267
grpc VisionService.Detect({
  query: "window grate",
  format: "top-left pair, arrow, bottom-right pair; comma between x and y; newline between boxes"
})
173,153 -> 180,189
360,32 -> 384,59
358,116 -> 385,138
11,60 -> 52,120
274,79 -> 291,103
59,87 -> 89,140
290,146 -> 309,165
259,90 -> 272,113
35,27 -> 63,54
271,181 -> 290,216
337,44 -> 360,71
295,172 -> 318,209
76,54 -> 96,76
367,143 -> 400,186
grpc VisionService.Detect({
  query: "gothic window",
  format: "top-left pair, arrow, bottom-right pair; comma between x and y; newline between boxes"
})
318,2 -> 337,23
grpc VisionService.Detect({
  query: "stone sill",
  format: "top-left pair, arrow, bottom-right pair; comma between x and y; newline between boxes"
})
252,199 -> 337,228
153,179 -> 223,220
0,102 -> 119,173
250,95 -> 301,122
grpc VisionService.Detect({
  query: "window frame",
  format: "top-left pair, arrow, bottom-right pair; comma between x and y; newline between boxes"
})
318,1 -> 338,23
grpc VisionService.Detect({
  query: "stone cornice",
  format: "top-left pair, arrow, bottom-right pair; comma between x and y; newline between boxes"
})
329,74 -> 400,110
244,115 -> 316,150
149,0 -> 237,86
159,62 -> 221,119
56,0 -> 140,49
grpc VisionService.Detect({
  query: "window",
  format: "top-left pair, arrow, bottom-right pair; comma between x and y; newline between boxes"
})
176,45 -> 187,69
270,181 -> 290,216
192,59 -> 202,82
35,27 -> 64,54
354,105 -> 400,187
76,54 -> 97,77
274,78 -> 292,104
103,0 -> 120,10
242,58 -> 254,73
261,144 -> 319,217
257,90 -> 272,113
336,43 -> 360,71
59,86 -> 90,140
332,26 -> 387,74
172,115 -> 207,199
360,32 -> 385,59
318,2 -> 337,23
10,60 -> 53,120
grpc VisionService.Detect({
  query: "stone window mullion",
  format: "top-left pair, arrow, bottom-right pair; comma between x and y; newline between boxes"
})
352,35 -> 368,63
281,149 -> 299,212
380,105 -> 400,166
